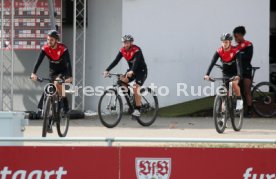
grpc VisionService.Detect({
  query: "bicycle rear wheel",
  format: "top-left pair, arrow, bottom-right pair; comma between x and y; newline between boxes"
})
230,96 -> 243,131
42,97 -> 51,137
98,89 -> 123,128
252,82 -> 276,117
136,87 -> 159,126
56,101 -> 70,137
213,95 -> 227,134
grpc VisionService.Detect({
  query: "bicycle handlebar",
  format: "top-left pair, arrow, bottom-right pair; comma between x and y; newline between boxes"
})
106,73 -> 123,78
109,73 -> 122,76
207,76 -> 236,83
30,77 -> 64,83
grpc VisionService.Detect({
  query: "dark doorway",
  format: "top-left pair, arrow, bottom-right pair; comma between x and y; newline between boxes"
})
269,0 -> 276,84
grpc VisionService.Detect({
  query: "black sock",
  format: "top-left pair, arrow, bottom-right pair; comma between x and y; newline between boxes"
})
237,96 -> 242,100
135,106 -> 141,111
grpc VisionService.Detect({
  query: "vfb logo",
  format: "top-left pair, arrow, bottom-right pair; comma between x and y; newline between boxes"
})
135,158 -> 171,179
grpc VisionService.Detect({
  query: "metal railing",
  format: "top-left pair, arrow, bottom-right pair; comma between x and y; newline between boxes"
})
0,137 -> 275,147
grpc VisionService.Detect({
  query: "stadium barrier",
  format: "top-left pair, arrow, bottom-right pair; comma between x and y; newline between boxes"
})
0,137 -> 276,146
0,146 -> 276,179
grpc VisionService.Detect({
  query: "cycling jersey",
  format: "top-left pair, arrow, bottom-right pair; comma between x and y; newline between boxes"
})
206,46 -> 242,77
33,43 -> 72,78
106,45 -> 147,73
120,45 -> 140,61
236,40 -> 253,78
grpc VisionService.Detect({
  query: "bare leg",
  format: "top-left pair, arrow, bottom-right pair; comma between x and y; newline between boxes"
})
133,84 -> 141,107
233,80 -> 243,110
120,75 -> 129,85
119,75 -> 129,94
232,80 -> 241,97
54,81 -> 63,97
54,77 -> 69,112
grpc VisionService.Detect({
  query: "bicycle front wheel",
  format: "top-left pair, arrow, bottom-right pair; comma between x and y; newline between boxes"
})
56,108 -> 70,137
213,95 -> 227,134
252,82 -> 276,117
229,96 -> 243,131
98,89 -> 123,128
136,87 -> 159,126
42,97 -> 51,137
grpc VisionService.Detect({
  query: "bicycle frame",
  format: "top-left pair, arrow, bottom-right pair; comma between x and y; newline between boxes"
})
216,79 -> 235,108
209,64 -> 238,117
107,73 -> 152,113
35,78 -> 62,119
42,93 -> 60,122
99,73 -> 159,128
31,76 -> 71,137
249,67 -> 272,98
107,74 -> 135,113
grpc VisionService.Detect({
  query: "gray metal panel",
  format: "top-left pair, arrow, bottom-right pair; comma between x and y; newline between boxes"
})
0,0 -> 4,111
0,0 -> 14,111
72,0 -> 86,111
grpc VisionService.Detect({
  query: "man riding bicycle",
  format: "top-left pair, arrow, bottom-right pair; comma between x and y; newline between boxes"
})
103,35 -> 148,117
31,30 -> 72,131
204,33 -> 243,110
233,26 -> 254,116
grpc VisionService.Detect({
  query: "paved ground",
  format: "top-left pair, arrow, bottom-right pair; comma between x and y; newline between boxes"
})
22,116 -> 276,147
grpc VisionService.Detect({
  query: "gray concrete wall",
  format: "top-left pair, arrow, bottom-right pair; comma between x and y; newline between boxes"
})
85,0 -> 123,111
12,50 -> 48,111
123,0 -> 270,107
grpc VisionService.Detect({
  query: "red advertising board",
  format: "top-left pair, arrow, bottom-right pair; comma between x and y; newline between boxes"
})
0,147 -> 276,179
121,147 -> 276,179
0,147 -> 119,178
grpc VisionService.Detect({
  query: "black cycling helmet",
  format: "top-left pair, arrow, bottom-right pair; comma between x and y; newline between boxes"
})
122,35 -> 134,42
220,33 -> 233,41
47,30 -> 60,40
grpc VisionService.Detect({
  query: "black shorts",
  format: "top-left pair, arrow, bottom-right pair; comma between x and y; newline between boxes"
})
127,68 -> 147,86
223,73 -> 237,79
49,71 -> 67,82
223,73 -> 237,88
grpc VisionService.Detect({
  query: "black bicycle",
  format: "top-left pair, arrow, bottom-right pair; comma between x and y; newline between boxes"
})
32,77 -> 70,137
249,67 -> 276,117
207,64 -> 244,133
98,73 -> 159,128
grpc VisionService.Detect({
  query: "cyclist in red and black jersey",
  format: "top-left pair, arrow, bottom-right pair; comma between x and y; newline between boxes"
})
233,26 -> 254,116
31,30 -> 72,120
204,33 -> 243,110
103,35 -> 147,117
